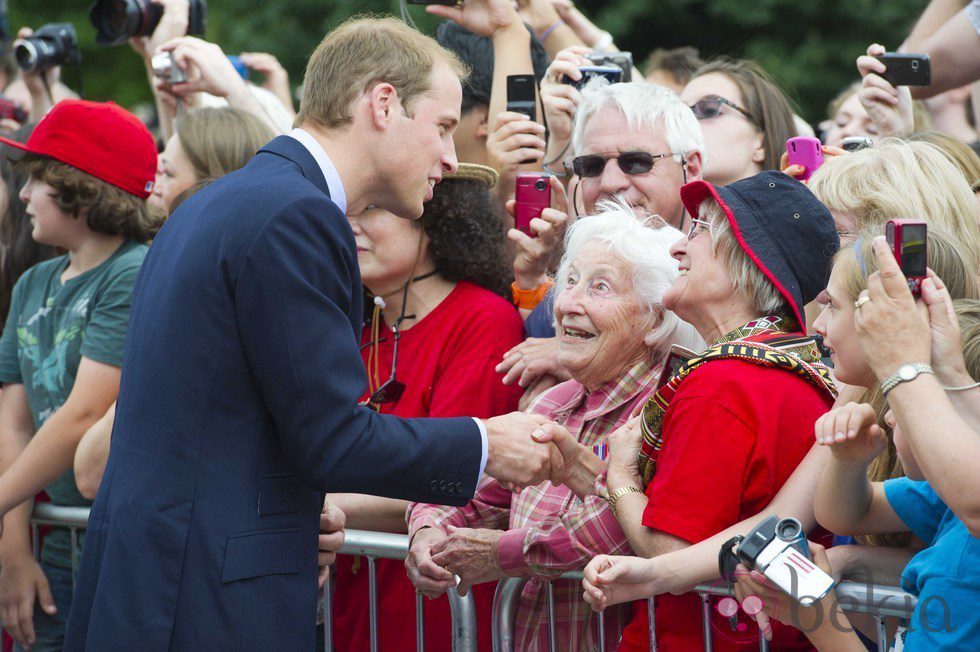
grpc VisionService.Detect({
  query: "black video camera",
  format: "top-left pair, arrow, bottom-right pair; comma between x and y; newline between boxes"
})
15,23 -> 81,75
89,0 -> 207,46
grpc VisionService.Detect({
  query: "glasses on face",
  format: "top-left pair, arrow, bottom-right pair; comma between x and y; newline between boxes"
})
689,95 -> 757,126
363,321 -> 407,411
571,151 -> 678,178
687,217 -> 714,239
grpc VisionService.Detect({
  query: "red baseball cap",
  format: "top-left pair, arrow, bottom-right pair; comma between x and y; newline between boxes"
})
0,99 -> 158,199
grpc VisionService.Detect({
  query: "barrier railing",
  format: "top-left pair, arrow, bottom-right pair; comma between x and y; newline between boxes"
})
26,504 -> 917,652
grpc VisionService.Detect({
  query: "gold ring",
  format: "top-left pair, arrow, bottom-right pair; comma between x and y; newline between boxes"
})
854,295 -> 871,309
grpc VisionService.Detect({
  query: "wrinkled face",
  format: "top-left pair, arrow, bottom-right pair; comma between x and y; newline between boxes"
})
579,107 -> 689,229
553,241 -> 656,389
20,175 -> 79,247
348,206 -> 430,294
885,409 -> 923,480
824,92 -> 877,147
383,63 -> 461,220
812,263 -> 874,387
662,217 -> 738,330
151,134 -> 198,213
681,73 -> 762,186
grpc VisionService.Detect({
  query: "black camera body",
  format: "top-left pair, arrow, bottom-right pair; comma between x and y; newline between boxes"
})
14,23 -> 81,74
90,0 -> 206,46
586,52 -> 633,83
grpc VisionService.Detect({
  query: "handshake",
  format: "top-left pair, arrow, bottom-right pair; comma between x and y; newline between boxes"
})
482,411 -> 581,489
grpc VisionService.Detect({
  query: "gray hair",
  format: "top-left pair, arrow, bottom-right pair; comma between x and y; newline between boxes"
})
554,198 -> 705,353
700,198 -> 796,326
570,81 -> 707,167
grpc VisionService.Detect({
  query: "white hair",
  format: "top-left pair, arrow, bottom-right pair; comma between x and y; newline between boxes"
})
554,198 -> 705,353
570,80 -> 707,168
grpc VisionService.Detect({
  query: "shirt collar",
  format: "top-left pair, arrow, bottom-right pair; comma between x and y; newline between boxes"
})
545,355 -> 665,422
288,127 -> 347,213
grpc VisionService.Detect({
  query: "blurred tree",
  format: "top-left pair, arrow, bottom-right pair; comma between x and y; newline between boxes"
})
7,0 -> 925,123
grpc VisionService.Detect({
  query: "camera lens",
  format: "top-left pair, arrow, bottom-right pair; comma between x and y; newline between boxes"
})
534,179 -> 548,191
90,0 -> 161,45
14,39 -> 54,74
775,517 -> 803,542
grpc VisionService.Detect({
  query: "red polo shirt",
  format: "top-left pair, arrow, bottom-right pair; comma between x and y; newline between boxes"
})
619,335 -> 834,651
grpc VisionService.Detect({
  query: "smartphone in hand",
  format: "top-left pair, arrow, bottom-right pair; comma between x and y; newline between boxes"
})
886,219 -> 928,297
874,53 -> 931,87
514,173 -> 551,237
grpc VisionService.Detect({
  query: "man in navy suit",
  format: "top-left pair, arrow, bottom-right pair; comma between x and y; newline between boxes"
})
62,15 -> 569,650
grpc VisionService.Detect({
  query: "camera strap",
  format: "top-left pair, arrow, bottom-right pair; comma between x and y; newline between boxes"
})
636,319 -> 837,488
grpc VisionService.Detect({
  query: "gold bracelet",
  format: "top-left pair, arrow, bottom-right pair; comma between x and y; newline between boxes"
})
607,485 -> 642,518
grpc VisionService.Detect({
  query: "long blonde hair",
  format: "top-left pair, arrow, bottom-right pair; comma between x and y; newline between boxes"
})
834,227 -> 978,545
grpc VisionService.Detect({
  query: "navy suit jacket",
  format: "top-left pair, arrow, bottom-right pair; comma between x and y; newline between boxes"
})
64,136 -> 483,650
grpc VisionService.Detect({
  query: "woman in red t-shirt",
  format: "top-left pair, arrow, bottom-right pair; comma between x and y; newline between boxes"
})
326,164 -> 523,651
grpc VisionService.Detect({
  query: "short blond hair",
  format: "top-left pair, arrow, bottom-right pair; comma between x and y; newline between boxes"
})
808,138 -> 979,258
296,16 -> 469,130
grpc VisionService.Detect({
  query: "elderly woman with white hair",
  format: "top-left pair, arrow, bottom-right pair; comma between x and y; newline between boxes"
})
405,201 -> 702,650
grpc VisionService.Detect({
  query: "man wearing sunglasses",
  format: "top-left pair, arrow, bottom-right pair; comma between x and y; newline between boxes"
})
569,82 -> 705,231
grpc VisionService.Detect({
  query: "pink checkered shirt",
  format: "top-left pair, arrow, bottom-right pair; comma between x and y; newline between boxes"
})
408,356 -> 664,651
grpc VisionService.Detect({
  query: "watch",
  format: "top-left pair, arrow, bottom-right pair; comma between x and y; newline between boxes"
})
882,363 -> 933,397
607,486 -> 642,519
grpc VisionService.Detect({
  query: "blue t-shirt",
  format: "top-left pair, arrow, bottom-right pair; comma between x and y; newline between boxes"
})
524,288 -> 555,339
884,477 -> 980,650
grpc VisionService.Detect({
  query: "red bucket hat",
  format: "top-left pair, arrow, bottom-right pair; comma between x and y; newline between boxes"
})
0,99 -> 157,199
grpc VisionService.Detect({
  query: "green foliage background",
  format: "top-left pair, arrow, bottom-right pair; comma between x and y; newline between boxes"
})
11,0 -> 925,123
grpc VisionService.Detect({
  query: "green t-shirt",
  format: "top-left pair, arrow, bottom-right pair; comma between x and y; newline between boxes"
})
0,239 -> 146,569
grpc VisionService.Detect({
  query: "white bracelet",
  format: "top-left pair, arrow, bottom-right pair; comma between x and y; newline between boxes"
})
942,380 -> 980,392
591,31 -> 613,53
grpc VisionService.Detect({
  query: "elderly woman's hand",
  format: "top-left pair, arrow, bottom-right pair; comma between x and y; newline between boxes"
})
605,416 -> 643,492
814,402 -> 887,466
507,176 -> 572,292
406,528 -> 457,599
497,337 -> 570,388
429,526 -> 506,595
856,44 -> 915,139
853,236 -> 932,381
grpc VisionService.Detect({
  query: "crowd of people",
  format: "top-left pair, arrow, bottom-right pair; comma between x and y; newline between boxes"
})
0,0 -> 977,650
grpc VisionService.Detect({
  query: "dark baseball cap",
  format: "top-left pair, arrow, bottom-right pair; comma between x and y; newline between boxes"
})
0,99 -> 157,199
680,171 -> 839,330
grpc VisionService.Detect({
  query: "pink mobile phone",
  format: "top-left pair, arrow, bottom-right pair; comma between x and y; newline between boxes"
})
786,136 -> 824,181
514,173 -> 551,236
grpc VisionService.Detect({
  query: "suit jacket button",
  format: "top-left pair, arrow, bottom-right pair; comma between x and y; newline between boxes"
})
429,480 -> 438,491
438,480 -> 447,491
454,483 -> 462,495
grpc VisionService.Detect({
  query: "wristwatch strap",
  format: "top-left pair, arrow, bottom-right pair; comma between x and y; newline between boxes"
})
882,363 -> 934,397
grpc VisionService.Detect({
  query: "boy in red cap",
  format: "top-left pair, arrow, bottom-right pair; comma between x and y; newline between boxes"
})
0,99 -> 158,651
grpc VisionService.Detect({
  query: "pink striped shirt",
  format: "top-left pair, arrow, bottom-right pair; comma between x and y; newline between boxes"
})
408,355 -> 664,650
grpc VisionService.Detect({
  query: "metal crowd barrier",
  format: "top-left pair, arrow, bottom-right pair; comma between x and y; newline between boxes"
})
27,504 -> 917,652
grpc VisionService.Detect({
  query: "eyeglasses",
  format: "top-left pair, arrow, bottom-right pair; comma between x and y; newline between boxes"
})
363,320 -> 407,411
689,95 -> 757,126
687,217 -> 714,239
571,151 -> 679,178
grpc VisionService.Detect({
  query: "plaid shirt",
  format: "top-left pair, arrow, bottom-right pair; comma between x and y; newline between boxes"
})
408,356 -> 664,651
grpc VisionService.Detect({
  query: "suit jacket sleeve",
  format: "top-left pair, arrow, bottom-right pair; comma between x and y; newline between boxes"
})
234,195 -> 482,505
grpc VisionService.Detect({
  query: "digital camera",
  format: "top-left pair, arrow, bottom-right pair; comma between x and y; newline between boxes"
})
727,516 -> 834,606
90,0 -> 206,46
151,51 -> 188,84
586,52 -> 633,83
14,23 -> 81,74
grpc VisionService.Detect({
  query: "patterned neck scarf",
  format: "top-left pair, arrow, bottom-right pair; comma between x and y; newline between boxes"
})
637,316 -> 837,487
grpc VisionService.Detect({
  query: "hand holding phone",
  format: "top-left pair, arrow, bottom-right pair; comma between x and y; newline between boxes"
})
786,137 -> 824,182
886,219 -> 928,297
874,53 -> 931,87
514,173 -> 551,236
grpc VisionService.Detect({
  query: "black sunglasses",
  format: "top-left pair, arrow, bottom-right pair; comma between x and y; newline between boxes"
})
363,320 -> 407,410
689,95 -> 757,126
571,151 -> 679,178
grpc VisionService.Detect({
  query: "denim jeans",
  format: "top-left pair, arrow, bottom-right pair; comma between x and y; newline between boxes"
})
13,561 -> 72,652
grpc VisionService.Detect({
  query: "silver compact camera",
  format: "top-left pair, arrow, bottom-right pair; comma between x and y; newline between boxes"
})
734,516 -> 834,606
151,51 -> 188,84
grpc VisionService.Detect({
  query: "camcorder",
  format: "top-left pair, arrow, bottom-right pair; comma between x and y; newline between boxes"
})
14,23 -> 81,74
719,516 -> 834,606
90,0 -> 207,46
151,51 -> 188,84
